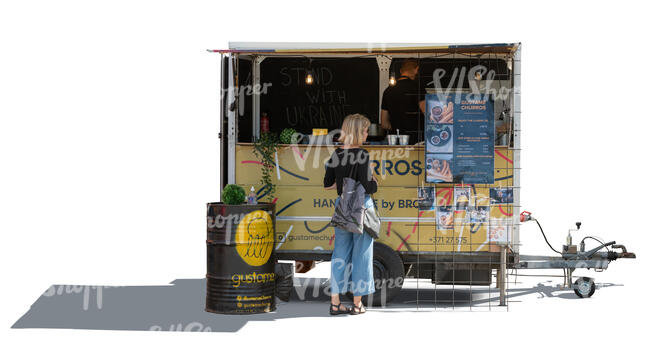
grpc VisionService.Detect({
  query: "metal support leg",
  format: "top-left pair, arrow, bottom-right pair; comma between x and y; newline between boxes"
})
496,268 -> 501,288
376,55 -> 392,124
499,245 -> 507,306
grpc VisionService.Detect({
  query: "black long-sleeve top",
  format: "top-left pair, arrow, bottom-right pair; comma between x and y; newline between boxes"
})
323,148 -> 377,196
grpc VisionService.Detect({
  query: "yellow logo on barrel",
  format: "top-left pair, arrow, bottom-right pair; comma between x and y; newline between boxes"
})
235,210 -> 274,266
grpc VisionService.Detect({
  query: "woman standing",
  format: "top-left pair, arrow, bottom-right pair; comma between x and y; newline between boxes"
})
323,113 -> 378,315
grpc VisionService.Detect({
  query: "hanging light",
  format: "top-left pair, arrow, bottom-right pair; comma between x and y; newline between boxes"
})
389,72 -> 396,86
475,55 -> 483,81
305,58 -> 314,85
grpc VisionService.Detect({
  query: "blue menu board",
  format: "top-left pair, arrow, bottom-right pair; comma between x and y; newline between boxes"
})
424,93 -> 494,184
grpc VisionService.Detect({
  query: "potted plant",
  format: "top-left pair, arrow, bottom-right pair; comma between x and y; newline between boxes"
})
221,184 -> 246,205
253,132 -> 280,202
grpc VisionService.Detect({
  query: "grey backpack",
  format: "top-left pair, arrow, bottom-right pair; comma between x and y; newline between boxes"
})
330,162 -> 381,239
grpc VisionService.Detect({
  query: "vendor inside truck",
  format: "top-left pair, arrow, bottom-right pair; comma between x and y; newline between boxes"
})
380,58 -> 426,144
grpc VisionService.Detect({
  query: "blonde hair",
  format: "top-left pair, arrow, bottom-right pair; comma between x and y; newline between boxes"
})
339,113 -> 370,146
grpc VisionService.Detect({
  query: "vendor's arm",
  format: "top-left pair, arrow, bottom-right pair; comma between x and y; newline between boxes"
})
380,110 -> 391,130
380,88 -> 392,130
418,83 -> 426,114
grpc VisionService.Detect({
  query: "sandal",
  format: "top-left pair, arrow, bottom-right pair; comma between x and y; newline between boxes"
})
329,302 -> 350,315
350,302 -> 366,315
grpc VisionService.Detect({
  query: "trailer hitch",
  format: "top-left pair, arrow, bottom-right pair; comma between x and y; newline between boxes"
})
562,241 -> 636,261
610,244 -> 636,259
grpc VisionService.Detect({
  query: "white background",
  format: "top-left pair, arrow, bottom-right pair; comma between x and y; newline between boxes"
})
1,0 -> 648,344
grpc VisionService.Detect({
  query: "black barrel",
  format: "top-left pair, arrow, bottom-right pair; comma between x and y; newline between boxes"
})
205,202 -> 276,314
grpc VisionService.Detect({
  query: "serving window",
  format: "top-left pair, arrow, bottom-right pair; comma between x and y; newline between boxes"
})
230,53 -> 515,148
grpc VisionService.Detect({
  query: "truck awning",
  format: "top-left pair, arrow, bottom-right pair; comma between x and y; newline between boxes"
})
208,42 -> 519,55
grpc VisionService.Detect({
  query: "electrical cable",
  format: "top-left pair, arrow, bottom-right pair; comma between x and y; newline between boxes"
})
581,236 -> 611,251
534,219 -> 562,254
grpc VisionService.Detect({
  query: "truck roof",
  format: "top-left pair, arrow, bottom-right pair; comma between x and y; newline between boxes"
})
209,42 -> 519,54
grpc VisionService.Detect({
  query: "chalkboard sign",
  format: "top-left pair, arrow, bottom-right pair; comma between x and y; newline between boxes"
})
260,58 -> 379,135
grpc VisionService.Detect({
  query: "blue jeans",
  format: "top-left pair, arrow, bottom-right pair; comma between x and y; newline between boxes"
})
330,194 -> 376,296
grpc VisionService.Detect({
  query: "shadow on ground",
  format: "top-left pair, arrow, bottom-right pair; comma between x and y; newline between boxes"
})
11,277 -> 621,332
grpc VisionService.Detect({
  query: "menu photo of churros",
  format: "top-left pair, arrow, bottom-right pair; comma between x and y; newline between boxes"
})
426,153 -> 453,183
436,206 -> 454,231
469,206 -> 489,224
425,124 -> 453,153
490,187 -> 513,204
417,186 -> 436,211
454,187 -> 471,210
428,99 -> 454,124
488,218 -> 512,244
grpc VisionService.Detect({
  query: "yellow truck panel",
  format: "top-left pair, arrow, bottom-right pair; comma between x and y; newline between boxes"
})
235,144 -> 515,254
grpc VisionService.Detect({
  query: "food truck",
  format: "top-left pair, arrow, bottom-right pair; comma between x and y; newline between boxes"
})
210,42 -> 634,306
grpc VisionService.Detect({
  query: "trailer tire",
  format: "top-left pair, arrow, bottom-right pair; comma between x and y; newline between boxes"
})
573,277 -> 596,298
345,242 -> 404,307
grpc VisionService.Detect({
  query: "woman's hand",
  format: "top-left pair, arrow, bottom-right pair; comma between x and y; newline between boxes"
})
372,175 -> 379,185
324,183 -> 337,190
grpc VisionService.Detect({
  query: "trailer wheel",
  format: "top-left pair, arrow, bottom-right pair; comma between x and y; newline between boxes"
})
573,277 -> 596,298
345,242 -> 405,306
